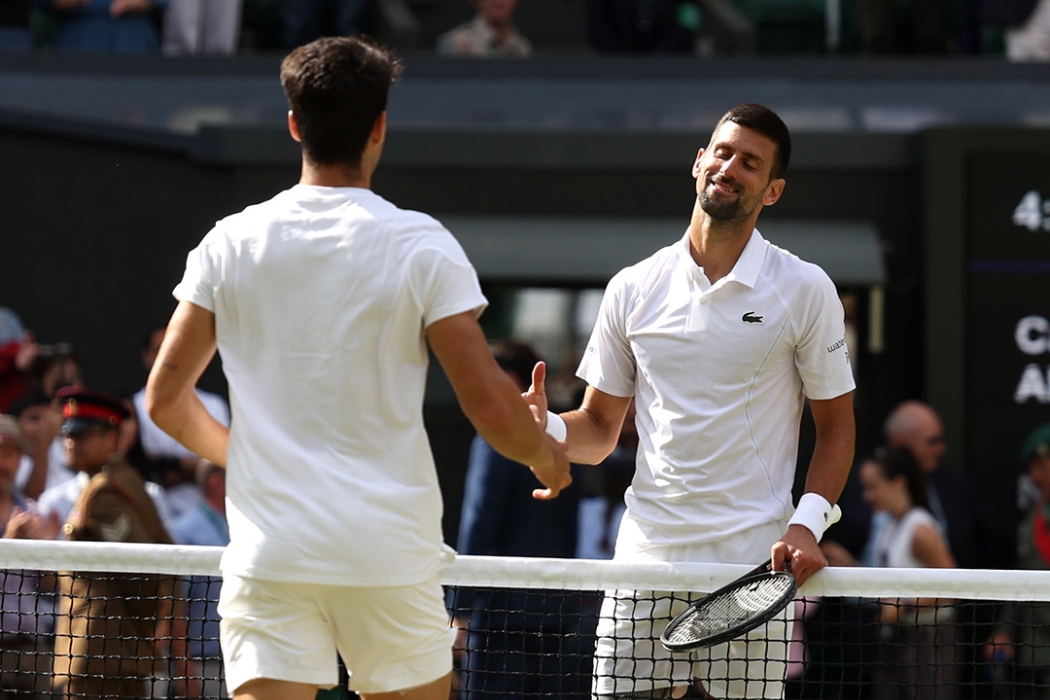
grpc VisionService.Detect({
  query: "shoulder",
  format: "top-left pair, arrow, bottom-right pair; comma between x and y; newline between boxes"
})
608,239 -> 681,293
760,238 -> 836,291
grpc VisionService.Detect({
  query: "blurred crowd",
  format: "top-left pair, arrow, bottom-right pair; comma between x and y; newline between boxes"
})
1,0 -> 1050,59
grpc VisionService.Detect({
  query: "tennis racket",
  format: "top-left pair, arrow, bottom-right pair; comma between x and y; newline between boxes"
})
660,504 -> 842,652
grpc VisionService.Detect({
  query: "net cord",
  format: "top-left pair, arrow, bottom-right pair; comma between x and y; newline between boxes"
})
2,539 -> 1047,601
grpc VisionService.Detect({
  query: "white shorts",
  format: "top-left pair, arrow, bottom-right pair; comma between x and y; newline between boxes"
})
592,515 -> 792,699
218,573 -> 453,695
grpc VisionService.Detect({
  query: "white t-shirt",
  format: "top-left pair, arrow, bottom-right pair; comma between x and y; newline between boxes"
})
872,507 -> 942,569
578,230 -> 855,550
174,185 -> 486,586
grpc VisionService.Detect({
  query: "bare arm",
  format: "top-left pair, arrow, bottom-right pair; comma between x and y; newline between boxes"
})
911,523 -> 956,569
426,311 -> 571,499
145,301 -> 229,467
771,391 -> 855,585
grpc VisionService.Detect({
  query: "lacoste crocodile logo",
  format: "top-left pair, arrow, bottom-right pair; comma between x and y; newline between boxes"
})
741,311 -> 764,324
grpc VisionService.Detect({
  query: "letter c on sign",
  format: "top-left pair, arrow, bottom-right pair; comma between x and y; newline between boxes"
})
1016,315 -> 1050,356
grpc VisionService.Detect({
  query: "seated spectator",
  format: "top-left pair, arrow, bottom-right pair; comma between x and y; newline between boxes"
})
36,0 -> 168,52
162,0 -> 242,55
0,414 -> 59,700
170,459 -> 228,699
37,385 -> 178,537
11,391 -> 61,500
824,446 -> 957,700
48,387 -> 176,700
996,0 -> 1050,60
437,0 -> 532,57
131,325 -> 229,516
984,423 -> 1050,698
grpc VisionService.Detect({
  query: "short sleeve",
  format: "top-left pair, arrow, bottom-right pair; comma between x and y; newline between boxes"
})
576,271 -> 636,397
793,269 -> 856,400
172,229 -> 222,313
412,233 -> 488,328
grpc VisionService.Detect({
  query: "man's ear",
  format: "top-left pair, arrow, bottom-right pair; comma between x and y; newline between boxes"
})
691,148 -> 705,178
287,110 -> 302,143
372,111 -> 387,145
763,177 -> 786,206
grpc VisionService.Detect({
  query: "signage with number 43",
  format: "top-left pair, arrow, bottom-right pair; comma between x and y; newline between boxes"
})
1012,191 -> 1050,232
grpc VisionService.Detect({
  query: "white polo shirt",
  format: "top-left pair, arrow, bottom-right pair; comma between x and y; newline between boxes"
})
578,230 -> 855,548
174,185 -> 486,586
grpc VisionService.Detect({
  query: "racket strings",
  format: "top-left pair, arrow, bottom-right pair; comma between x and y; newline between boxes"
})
664,576 -> 795,645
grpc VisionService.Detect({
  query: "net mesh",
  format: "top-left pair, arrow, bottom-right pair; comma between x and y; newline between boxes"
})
1,539 -> 1049,699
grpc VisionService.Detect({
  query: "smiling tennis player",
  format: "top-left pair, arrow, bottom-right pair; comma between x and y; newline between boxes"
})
529,103 -> 855,699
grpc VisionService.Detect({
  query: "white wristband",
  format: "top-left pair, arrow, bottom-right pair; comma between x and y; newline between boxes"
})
788,493 -> 834,543
545,411 -> 567,442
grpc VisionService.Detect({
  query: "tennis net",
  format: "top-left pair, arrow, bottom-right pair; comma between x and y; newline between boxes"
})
1,539 -> 1048,699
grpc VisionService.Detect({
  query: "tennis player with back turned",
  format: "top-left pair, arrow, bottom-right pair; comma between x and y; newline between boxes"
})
145,36 -> 571,700
528,103 -> 856,699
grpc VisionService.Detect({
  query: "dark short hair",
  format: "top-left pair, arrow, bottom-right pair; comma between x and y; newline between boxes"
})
715,103 -> 791,180
490,339 -> 542,390
871,445 -> 930,512
280,36 -> 403,169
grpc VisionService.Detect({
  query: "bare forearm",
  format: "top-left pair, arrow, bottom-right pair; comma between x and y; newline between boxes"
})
802,393 -> 855,503
148,391 -> 228,467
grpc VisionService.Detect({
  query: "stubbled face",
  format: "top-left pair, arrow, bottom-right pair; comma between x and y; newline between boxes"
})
693,122 -> 781,223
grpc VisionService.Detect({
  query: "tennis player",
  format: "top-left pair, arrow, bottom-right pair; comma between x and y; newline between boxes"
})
529,103 -> 856,699
145,36 -> 571,700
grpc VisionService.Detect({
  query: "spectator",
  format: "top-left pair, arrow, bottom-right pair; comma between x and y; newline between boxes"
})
49,387 -> 176,700
867,400 -> 1010,570
989,0 -> 1050,60
277,0 -> 373,50
451,338 -> 584,700
170,459 -> 228,700
22,347 -> 85,496
0,306 -> 37,414
585,0 -> 702,53
437,0 -> 532,58
36,0 -> 168,52
131,325 -> 229,516
11,391 -> 61,500
36,387 -> 177,537
0,413 -> 59,700
985,423 -> 1050,699
858,0 -> 954,53
162,0 -> 242,55
827,446 -> 957,700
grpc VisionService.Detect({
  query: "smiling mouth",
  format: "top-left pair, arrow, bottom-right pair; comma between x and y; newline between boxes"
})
708,179 -> 737,195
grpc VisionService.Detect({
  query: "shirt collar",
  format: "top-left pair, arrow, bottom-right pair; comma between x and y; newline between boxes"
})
675,228 -> 767,288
